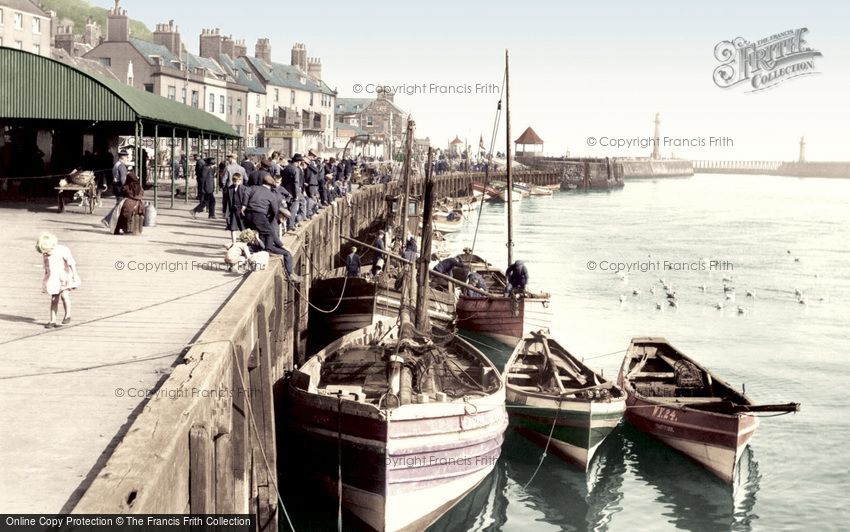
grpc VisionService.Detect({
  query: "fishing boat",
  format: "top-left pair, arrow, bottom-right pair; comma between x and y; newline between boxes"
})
514,182 -> 555,196
309,269 -> 456,353
451,51 -> 552,346
491,187 -> 523,202
504,331 -> 626,469
282,318 -> 509,531
617,337 -> 800,483
472,182 -> 500,199
432,210 -> 464,233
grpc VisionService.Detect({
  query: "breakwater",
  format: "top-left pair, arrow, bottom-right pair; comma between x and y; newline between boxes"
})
618,158 -> 694,178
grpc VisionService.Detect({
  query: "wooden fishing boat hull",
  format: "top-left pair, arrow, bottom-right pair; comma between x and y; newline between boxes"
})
432,218 -> 463,233
504,334 -> 625,470
491,189 -> 522,202
508,398 -> 625,470
283,322 -> 509,531
456,295 -> 551,346
472,183 -> 500,199
309,277 -> 456,352
620,394 -> 758,482
617,337 -> 761,483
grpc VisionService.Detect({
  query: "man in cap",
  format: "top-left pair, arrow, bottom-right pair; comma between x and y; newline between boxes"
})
345,246 -> 361,277
248,158 -> 272,187
191,157 -> 217,219
243,175 -> 300,282
193,153 -> 205,200
112,151 -> 129,202
281,154 -> 306,229
305,149 -> 322,214
505,260 -> 529,295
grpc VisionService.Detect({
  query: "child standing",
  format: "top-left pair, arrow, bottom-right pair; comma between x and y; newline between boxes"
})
36,233 -> 80,328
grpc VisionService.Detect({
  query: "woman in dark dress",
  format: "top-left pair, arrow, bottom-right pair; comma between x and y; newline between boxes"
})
225,173 -> 248,243
115,172 -> 144,234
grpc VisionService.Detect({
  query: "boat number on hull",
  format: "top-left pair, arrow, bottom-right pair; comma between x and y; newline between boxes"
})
652,406 -> 678,423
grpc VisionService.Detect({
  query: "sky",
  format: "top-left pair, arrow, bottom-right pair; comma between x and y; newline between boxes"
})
93,0 -> 849,161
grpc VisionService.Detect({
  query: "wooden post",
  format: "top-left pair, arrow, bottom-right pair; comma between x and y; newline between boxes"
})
153,124 -> 159,208
251,303 -> 278,531
189,423 -> 214,513
170,128 -> 176,208
214,433 -> 235,513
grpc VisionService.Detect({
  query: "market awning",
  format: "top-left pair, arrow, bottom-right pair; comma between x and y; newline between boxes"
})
0,47 -> 238,138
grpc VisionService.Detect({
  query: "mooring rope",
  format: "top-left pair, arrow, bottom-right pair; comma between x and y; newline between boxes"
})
522,398 -> 562,489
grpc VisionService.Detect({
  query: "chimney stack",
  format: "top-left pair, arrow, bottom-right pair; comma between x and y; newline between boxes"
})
199,28 -> 223,60
221,35 -> 235,59
153,19 -> 182,58
106,0 -> 129,42
291,42 -> 307,71
307,57 -> 322,82
233,39 -> 247,58
255,38 -> 272,63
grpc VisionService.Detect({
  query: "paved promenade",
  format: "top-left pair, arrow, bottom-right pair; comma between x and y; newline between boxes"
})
0,196 -> 246,512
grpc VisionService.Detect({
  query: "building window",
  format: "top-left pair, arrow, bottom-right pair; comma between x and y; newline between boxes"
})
290,90 -> 295,105
192,90 -> 199,108
366,117 -> 373,127
14,40 -> 24,50
14,12 -> 22,30
98,57 -> 111,67
310,92 -> 314,106
32,17 -> 40,33
144,83 -> 154,93
274,89 -> 279,102
227,96 -> 233,115
181,87 -> 187,104
0,10 -> 4,25
219,95 -> 225,114
167,85 -> 176,100
209,93 -> 215,112
256,94 -> 261,106
236,98 -> 242,116
32,44 -> 40,55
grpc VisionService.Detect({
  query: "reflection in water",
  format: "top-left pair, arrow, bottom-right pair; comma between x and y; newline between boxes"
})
433,429 -> 626,531
621,424 -> 762,531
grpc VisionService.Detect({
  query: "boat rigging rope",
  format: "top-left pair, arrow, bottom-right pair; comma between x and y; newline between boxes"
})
522,398 -> 562,490
471,68 -> 507,253
337,396 -> 343,532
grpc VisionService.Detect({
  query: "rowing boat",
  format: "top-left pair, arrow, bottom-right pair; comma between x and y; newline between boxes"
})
505,331 -> 626,469
617,337 -> 799,483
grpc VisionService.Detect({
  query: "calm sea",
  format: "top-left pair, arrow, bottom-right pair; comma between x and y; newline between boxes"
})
283,173 -> 850,531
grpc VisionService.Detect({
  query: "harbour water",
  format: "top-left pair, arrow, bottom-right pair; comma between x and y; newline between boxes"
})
283,173 -> 849,531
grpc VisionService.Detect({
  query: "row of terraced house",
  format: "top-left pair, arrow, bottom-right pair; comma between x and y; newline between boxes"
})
1,0 -> 408,157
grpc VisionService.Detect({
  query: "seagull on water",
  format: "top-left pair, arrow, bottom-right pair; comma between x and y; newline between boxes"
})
715,302 -> 724,309
699,284 -> 707,292
668,299 -> 678,308
656,302 -> 662,310
746,290 -> 755,297
633,289 -> 641,296
619,295 -> 627,303
737,306 -> 747,314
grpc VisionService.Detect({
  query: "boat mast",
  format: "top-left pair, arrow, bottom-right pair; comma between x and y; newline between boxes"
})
415,147 -> 436,332
399,118 -> 415,247
505,49 -> 513,268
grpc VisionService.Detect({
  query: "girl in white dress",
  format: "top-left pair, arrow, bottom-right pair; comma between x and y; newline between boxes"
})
36,233 -> 81,328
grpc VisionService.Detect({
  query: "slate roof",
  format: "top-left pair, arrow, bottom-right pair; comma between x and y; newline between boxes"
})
335,98 -> 373,115
1,0 -> 49,17
243,55 -> 335,95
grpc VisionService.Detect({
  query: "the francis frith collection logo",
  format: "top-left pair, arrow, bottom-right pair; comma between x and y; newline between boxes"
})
713,28 -> 822,92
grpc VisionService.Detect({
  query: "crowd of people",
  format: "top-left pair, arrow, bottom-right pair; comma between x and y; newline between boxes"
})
185,150 -> 362,282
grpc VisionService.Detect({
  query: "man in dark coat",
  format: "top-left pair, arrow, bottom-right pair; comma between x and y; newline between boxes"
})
466,271 -> 487,297
111,151 -> 129,202
505,260 -> 529,294
248,159 -> 272,187
433,256 -> 462,274
190,157 -> 217,218
401,236 -> 418,262
345,247 -> 361,277
241,155 -> 256,174
243,175 -> 300,282
281,154 -> 306,229
194,154 -> 205,199
305,150 -> 321,213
